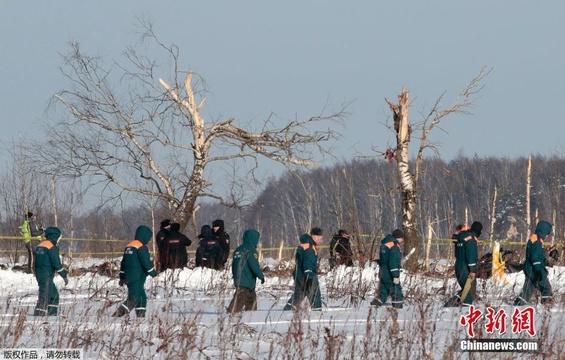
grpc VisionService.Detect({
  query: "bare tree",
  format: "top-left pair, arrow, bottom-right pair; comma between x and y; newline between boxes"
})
384,67 -> 490,269
41,24 -> 347,229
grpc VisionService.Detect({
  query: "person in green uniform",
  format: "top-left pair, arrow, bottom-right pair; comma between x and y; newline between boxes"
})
227,229 -> 265,313
514,220 -> 554,306
283,227 -> 323,311
33,226 -> 68,316
371,229 -> 404,308
113,225 -> 157,317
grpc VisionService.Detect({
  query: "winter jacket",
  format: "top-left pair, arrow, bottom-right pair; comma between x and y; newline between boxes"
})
232,229 -> 265,289
212,219 -> 231,264
292,234 -> 318,285
196,225 -> 222,269
378,234 -> 401,282
119,226 -> 157,284
161,225 -> 192,270
35,237 -> 68,282
523,234 -> 547,281
21,219 -> 43,243
455,230 -> 479,276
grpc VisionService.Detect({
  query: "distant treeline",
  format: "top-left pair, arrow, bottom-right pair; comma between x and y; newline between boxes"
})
2,155 -> 564,256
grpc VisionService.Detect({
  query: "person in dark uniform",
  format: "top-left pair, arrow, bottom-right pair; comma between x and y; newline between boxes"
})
212,219 -> 231,269
195,225 -> 222,270
156,219 -> 171,272
329,229 -> 354,269
161,223 -> 192,271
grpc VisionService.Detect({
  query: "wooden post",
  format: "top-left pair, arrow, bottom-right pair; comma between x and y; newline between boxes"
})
258,243 -> 263,263
553,209 -> 557,245
489,187 -> 497,247
465,207 -> 469,227
425,219 -> 433,271
278,240 -> 284,262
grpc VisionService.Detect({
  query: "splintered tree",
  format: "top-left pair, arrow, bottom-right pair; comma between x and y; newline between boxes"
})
41,23 -> 346,230
384,67 -> 490,269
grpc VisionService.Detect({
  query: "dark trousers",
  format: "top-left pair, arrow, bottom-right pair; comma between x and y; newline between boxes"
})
515,271 -> 553,304
285,277 -> 322,310
376,279 -> 404,308
26,242 -> 34,274
227,286 -> 257,313
114,280 -> 147,317
34,276 -> 59,316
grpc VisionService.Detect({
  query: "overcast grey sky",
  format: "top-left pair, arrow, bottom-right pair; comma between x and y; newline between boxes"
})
2,1 -> 565,172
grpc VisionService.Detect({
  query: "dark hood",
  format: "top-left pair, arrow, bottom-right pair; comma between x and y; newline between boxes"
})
535,221 -> 552,239
199,225 -> 213,239
135,225 -> 153,244
243,229 -> 260,248
45,226 -> 62,245
381,234 -> 397,244
299,233 -> 315,245
212,219 -> 225,232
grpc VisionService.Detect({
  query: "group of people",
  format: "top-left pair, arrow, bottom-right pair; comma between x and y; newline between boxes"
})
155,218 -> 231,271
24,207 -> 556,317
443,220 -> 554,308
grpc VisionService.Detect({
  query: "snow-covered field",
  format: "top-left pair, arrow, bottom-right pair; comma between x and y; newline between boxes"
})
1,257 -> 564,360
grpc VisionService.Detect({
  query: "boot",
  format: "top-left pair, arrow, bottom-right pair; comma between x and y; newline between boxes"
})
444,295 -> 460,307
513,297 -> 527,306
370,298 -> 382,307
112,304 -> 130,317
47,305 -> 58,316
541,297 -> 554,307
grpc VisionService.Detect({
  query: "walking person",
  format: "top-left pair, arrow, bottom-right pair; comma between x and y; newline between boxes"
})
33,227 -> 68,316
113,225 -> 157,318
444,221 -> 481,307
513,220 -> 554,306
284,227 -> 323,311
227,229 -> 265,313
21,212 -> 44,273
370,229 -> 405,308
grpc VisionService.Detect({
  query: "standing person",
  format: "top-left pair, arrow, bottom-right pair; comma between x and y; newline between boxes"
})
155,219 -> 171,272
195,225 -> 222,269
113,225 -> 157,318
329,229 -> 354,269
212,219 -> 231,269
161,223 -> 192,271
514,220 -> 554,306
227,229 -> 265,313
21,212 -> 44,273
370,229 -> 405,308
444,221 -> 481,307
33,227 -> 68,316
283,227 -> 323,311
